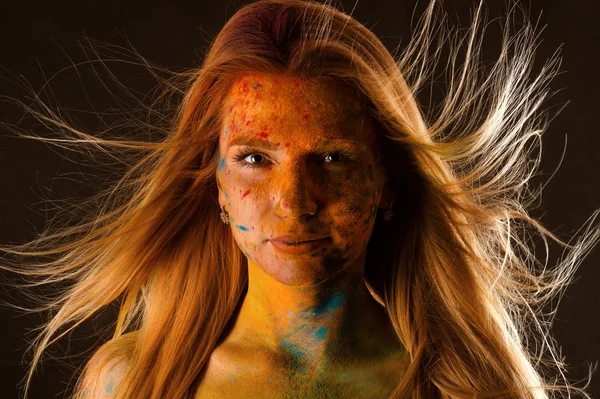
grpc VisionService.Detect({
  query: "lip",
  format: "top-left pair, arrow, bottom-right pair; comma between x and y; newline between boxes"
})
271,234 -> 328,242
269,236 -> 331,255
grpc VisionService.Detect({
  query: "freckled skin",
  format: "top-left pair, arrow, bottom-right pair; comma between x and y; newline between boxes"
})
198,74 -> 407,398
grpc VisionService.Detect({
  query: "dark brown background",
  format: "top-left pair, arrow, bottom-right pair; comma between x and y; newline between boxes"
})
1,1 -> 598,398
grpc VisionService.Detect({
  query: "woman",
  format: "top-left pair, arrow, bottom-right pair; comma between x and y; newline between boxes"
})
2,0 -> 598,398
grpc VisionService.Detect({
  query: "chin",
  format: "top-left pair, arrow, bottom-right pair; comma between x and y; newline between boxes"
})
261,259 -> 328,286
257,252 -> 354,287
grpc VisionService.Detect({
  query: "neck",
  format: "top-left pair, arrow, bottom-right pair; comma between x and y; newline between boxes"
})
224,253 -> 399,374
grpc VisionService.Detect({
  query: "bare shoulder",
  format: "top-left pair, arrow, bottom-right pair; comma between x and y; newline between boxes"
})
193,341 -> 271,398
79,333 -> 135,398
193,345 -> 228,398
97,356 -> 128,397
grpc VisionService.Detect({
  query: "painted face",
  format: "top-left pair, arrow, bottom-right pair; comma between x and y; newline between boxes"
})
216,73 -> 387,286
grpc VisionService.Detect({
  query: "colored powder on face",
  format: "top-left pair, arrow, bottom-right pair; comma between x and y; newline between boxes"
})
219,157 -> 226,170
106,381 -> 114,394
238,243 -> 251,258
225,127 -> 230,137
220,74 -> 383,292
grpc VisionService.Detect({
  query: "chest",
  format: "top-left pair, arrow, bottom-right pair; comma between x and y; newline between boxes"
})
194,351 -> 405,398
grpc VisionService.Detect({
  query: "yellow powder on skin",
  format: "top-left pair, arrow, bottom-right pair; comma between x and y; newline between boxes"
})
205,73 -> 406,397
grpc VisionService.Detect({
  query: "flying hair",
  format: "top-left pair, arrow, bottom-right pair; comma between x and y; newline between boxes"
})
1,0 -> 599,398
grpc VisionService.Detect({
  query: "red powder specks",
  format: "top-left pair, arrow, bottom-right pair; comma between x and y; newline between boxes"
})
240,82 -> 249,94
241,189 -> 251,198
275,142 -> 280,146
258,131 -> 269,138
284,143 -> 291,147
303,111 -> 310,119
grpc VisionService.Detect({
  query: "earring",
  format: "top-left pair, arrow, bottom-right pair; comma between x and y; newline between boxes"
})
220,205 -> 230,224
383,203 -> 394,222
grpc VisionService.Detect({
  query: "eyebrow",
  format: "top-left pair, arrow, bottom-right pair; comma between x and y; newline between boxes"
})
228,133 -> 282,150
227,131 -> 365,151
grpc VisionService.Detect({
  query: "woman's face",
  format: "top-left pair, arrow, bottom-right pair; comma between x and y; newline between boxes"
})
216,73 -> 387,286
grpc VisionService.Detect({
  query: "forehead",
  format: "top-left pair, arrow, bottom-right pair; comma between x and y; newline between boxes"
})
221,73 -> 375,145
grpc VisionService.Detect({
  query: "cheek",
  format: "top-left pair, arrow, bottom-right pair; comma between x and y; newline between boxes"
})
329,168 -> 381,244
218,169 -> 272,233
218,172 -> 262,261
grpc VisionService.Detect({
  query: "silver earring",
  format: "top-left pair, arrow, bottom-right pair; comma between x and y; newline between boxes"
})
220,205 -> 230,224
383,203 -> 394,222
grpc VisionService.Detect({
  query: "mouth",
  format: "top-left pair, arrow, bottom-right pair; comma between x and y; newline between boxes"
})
269,236 -> 331,255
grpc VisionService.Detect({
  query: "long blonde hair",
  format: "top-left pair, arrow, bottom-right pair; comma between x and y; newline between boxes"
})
2,0 -> 599,398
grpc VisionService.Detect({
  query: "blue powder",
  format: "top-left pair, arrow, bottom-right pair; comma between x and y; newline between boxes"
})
315,326 -> 328,341
282,339 -> 305,361
238,243 -> 251,258
218,157 -> 226,170
281,339 -> 308,373
309,293 -> 345,316
253,83 -> 263,89
236,224 -> 249,231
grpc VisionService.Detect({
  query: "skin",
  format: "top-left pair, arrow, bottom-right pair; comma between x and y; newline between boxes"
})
196,73 -> 407,398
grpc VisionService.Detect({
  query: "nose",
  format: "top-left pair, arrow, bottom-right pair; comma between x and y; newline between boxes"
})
273,165 -> 318,218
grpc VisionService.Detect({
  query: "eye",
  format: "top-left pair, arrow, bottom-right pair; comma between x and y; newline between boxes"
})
232,147 -> 271,169
324,152 -> 343,163
324,151 -> 356,163
244,153 -> 266,165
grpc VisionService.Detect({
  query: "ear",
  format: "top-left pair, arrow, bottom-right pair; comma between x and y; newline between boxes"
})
378,181 -> 395,210
215,170 -> 227,209
216,178 -> 227,210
